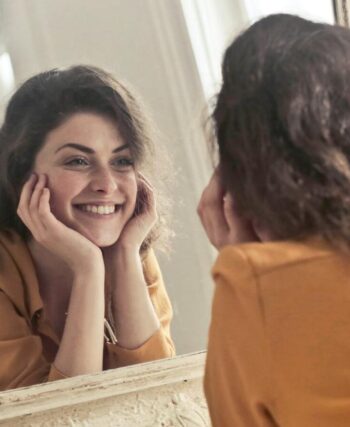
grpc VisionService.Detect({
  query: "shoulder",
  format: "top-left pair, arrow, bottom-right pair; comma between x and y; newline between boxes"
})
0,231 -> 37,317
0,230 -> 27,282
213,237 -> 337,284
212,237 -> 350,320
0,229 -> 28,256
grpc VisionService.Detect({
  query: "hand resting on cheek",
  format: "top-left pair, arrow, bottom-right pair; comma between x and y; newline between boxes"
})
197,169 -> 260,250
17,172 -> 103,271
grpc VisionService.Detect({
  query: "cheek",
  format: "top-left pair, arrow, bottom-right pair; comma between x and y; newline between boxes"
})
45,172 -> 83,213
123,174 -> 138,210
130,182 -> 138,210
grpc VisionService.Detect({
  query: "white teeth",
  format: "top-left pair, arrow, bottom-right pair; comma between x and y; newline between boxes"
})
80,204 -> 116,215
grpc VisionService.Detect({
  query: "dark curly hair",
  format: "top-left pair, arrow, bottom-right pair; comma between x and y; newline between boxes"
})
0,65 -> 172,252
213,14 -> 350,248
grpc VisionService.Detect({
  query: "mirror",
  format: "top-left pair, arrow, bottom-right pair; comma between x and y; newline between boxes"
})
0,0 -> 337,394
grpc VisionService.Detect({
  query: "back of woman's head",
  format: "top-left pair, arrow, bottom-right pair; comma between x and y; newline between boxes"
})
214,14 -> 350,247
0,65 -> 166,248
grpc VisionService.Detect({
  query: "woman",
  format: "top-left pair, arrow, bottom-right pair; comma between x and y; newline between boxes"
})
0,65 -> 175,391
198,14 -> 350,427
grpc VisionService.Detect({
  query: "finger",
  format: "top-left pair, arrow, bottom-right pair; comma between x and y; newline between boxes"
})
17,173 -> 37,217
197,204 -> 222,249
29,174 -> 46,213
223,192 -> 238,229
137,172 -> 153,189
135,178 -> 156,216
27,188 -> 50,241
197,200 -> 211,238
197,182 -> 229,248
28,175 -> 49,236
201,176 -> 228,230
223,193 -> 258,242
35,187 -> 68,244
197,188 -> 210,223
205,210 -> 229,247
37,187 -> 51,222
138,175 -> 156,208
37,187 -> 58,234
17,174 -> 39,231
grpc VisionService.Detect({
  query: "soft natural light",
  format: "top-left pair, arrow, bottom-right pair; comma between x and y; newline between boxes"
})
0,51 -> 15,98
181,0 -> 335,101
244,0 -> 335,24
180,0 -> 224,100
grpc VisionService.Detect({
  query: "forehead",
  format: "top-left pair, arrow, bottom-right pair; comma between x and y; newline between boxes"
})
42,112 -> 126,153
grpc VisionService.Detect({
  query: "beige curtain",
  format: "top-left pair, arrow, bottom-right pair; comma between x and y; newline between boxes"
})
334,0 -> 350,27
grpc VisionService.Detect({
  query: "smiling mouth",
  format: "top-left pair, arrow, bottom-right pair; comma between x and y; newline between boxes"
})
74,204 -> 122,216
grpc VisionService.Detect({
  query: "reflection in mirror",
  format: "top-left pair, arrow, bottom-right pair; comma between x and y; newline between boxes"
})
0,64 -> 179,390
0,0 -> 337,395
0,0 -> 224,392
0,352 -> 209,426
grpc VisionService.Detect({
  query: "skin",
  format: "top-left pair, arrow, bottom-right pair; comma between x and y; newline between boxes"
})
32,111 -> 138,247
17,112 -> 160,376
197,168 -> 269,250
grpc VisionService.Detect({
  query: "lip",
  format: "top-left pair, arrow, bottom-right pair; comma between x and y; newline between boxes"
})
73,201 -> 122,206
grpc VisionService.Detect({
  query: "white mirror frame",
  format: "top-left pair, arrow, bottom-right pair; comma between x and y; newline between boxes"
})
0,351 -> 209,426
334,0 -> 350,26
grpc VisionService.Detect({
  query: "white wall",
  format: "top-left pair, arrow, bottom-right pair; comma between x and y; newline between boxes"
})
181,0 -> 335,102
181,0 -> 248,99
243,0 -> 335,23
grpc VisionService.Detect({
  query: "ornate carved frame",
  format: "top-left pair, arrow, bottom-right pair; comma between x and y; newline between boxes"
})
0,351 -> 209,426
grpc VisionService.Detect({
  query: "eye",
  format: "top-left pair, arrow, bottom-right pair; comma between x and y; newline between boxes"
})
112,157 -> 134,170
64,157 -> 89,168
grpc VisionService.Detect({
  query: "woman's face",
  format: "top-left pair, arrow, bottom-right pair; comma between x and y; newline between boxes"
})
33,112 -> 138,247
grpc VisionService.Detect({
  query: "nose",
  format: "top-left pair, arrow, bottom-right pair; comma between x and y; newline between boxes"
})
89,168 -> 118,194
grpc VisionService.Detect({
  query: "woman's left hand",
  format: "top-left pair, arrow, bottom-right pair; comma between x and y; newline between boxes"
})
197,169 -> 259,250
105,174 -> 157,256
101,174 -> 160,349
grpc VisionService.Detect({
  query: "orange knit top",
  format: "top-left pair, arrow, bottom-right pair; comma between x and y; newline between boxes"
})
0,231 -> 175,390
205,238 -> 350,427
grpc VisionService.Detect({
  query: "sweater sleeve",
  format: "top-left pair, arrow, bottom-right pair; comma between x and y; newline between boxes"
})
105,249 -> 175,368
0,290 -> 66,391
204,246 -> 278,427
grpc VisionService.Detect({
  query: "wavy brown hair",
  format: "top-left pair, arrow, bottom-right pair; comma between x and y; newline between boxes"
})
213,14 -> 350,248
0,65 -> 172,252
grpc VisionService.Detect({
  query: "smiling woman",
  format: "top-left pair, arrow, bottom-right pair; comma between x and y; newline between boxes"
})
33,113 -> 138,248
0,65 -> 175,391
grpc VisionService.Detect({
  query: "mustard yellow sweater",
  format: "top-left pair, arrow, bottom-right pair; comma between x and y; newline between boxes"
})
205,238 -> 350,427
0,231 -> 175,390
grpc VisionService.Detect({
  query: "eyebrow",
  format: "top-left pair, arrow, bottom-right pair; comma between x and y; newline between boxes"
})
55,142 -> 129,154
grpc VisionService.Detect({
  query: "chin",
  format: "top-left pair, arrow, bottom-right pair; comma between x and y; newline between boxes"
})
97,239 -> 120,248
88,234 -> 121,248
75,227 -> 122,248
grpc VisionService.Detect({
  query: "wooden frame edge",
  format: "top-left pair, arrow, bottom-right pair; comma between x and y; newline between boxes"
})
334,0 -> 350,27
0,351 -> 208,424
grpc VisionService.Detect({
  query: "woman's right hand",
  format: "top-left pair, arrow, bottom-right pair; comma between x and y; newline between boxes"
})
17,173 -> 103,272
18,174 -> 105,377
197,169 -> 260,250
